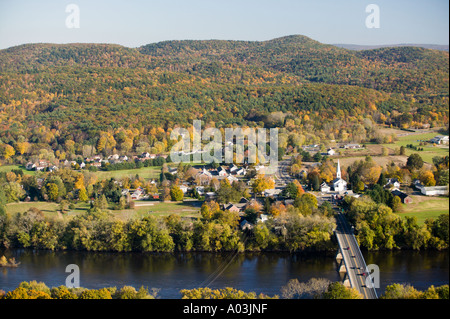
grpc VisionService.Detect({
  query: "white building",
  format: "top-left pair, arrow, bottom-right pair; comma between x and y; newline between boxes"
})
332,160 -> 347,192
327,148 -> 335,156
430,135 -> 449,145
320,182 -> 331,193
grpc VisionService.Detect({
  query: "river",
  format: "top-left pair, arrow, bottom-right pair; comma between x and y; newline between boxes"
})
0,249 -> 448,298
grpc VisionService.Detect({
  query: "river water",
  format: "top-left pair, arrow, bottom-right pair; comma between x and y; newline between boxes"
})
0,249 -> 448,298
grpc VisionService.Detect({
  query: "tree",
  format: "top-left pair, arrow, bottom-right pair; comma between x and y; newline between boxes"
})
0,144 -> 15,160
78,187 -> 88,202
281,278 -> 331,299
321,282 -> 362,299
420,170 -> 436,186
170,185 -> 184,201
406,153 -> 424,171
45,183 -> 59,202
392,196 -> 403,213
251,175 -> 274,196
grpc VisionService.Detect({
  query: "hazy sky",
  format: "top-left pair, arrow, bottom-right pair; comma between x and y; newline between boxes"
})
0,0 -> 448,49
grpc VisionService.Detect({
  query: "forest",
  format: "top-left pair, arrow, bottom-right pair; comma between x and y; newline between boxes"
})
0,35 -> 448,165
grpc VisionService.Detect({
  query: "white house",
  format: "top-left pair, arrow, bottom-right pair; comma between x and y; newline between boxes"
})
195,186 -> 205,195
385,178 -> 400,189
227,175 -> 238,183
320,182 -> 331,193
236,168 -> 246,176
264,188 -> 282,197
179,184 -> 189,194
327,148 -> 335,156
217,166 -> 228,177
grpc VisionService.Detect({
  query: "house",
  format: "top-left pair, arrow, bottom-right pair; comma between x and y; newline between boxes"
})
169,167 -> 178,175
26,162 -> 36,171
327,148 -> 335,156
205,192 -> 216,201
131,187 -> 145,200
227,175 -> 238,184
419,186 -> 449,196
198,168 -> 212,178
179,184 -> 189,194
264,188 -> 282,197
224,203 -> 240,213
258,214 -> 269,223
331,160 -> 347,192
235,167 -> 246,176
195,186 -> 205,196
141,152 -> 151,158
430,135 -> 449,145
320,182 -> 331,193
385,178 -> 401,189
217,166 -> 228,177
108,154 -> 120,161
229,164 -> 238,174
391,189 -> 413,204
344,143 -> 362,149
240,220 -> 253,230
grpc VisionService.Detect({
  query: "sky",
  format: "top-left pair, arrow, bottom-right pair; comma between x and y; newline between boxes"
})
0,0 -> 448,49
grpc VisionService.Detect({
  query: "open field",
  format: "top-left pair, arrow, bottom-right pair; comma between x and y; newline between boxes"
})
330,155 -> 408,171
5,199 -> 201,221
93,166 -> 162,181
397,195 -> 449,224
381,131 -> 449,164
0,165 -> 36,176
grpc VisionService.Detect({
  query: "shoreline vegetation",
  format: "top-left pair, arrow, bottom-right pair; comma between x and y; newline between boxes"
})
0,280 -> 447,300
0,196 -> 448,253
0,255 -> 19,267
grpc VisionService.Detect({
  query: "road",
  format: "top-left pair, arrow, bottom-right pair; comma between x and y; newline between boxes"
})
335,212 -> 378,299
275,158 -> 293,186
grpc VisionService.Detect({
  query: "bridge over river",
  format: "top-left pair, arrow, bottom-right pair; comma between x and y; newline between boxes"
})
335,212 -> 378,299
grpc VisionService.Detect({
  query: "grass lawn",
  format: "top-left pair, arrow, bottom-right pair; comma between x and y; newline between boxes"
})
397,195 -> 449,224
6,199 -> 201,221
93,166 -> 161,181
0,165 -> 36,176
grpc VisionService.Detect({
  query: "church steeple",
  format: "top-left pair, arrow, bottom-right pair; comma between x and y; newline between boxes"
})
336,159 -> 341,179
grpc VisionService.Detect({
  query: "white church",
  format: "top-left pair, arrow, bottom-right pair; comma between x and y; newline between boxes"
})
320,159 -> 347,193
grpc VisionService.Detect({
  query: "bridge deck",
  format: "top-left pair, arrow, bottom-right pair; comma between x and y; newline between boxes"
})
335,212 -> 378,299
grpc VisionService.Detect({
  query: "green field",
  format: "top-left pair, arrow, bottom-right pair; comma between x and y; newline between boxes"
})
93,166 -> 162,181
0,165 -> 36,176
398,196 -> 449,224
382,131 -> 449,164
6,199 -> 201,221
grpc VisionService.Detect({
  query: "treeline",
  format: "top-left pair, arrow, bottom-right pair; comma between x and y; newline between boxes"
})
0,203 -> 336,252
5,280 -> 446,299
0,281 -> 158,299
344,196 -> 449,250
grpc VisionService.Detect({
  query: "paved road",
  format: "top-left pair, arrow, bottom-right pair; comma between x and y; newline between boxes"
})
275,159 -> 293,186
335,212 -> 378,299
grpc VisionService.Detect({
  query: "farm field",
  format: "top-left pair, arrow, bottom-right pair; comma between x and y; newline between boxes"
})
397,195 -> 449,224
381,131 -> 449,164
